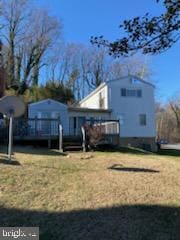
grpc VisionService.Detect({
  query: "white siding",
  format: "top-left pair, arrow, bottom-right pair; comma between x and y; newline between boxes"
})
79,76 -> 156,138
27,75 -> 156,138
107,76 -> 155,137
28,99 -> 69,135
68,110 -> 111,135
80,85 -> 108,109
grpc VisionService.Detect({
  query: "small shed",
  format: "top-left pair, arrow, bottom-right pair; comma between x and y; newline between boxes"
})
28,99 -> 69,135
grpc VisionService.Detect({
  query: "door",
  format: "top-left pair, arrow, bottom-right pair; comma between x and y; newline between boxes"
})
69,117 -> 86,135
77,117 -> 86,134
69,117 -> 77,135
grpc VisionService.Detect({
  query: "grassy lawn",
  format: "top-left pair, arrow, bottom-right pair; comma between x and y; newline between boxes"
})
0,146 -> 180,239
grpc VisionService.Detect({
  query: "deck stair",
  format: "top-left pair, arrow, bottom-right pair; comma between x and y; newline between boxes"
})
63,135 -> 83,151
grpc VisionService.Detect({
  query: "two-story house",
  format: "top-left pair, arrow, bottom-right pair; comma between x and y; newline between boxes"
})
79,75 -> 156,148
28,75 -> 156,150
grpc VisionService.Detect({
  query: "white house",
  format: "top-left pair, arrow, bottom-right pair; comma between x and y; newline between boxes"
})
28,99 -> 111,136
79,75 -> 156,146
28,75 -> 156,150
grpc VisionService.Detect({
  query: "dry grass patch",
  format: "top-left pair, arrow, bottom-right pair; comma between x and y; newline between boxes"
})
0,146 -> 180,239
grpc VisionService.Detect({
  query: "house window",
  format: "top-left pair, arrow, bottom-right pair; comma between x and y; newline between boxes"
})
127,89 -> 137,97
139,114 -> 146,126
52,112 -> 61,119
137,89 -> 142,97
121,88 -> 142,98
99,91 -> 105,108
38,112 -> 51,119
121,88 -> 126,97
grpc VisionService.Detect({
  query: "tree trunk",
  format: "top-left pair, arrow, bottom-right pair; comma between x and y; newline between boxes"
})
32,63 -> 39,86
7,36 -> 15,86
0,41 -> 6,98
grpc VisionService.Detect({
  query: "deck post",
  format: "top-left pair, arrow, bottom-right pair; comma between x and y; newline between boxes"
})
59,124 -> 63,152
35,116 -> 38,136
58,117 -> 61,130
81,126 -> 86,152
8,116 -> 13,160
48,139 -> 51,149
117,120 -> 120,146
117,120 -> 120,135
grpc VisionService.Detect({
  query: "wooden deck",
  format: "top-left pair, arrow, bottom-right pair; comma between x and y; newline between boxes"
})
1,118 -> 120,151
13,135 -> 83,151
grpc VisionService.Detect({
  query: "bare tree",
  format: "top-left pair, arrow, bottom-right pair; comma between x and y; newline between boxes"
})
0,0 -> 61,94
0,40 -> 6,97
79,46 -> 108,92
46,43 -> 82,100
45,42 -> 152,101
156,98 -> 180,143
107,55 -> 152,80
24,9 -> 60,86
1,0 -> 29,86
170,97 -> 180,131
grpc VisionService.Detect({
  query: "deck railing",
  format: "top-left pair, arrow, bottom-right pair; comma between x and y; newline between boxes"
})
13,118 -> 60,137
83,119 -> 120,147
84,119 -> 120,135
13,118 -> 120,138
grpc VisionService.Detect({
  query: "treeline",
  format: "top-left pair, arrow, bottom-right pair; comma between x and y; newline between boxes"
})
44,42 -> 152,101
156,97 -> 180,143
0,0 -> 152,104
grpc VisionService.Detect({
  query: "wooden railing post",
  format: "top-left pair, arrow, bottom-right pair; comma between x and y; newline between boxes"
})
59,124 -> 63,152
35,116 -> 37,136
117,120 -> 120,146
8,116 -> 13,160
117,120 -> 120,135
81,126 -> 86,152
58,117 -> 61,136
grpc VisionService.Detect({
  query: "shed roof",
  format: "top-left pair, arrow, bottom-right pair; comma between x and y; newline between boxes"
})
69,106 -> 111,113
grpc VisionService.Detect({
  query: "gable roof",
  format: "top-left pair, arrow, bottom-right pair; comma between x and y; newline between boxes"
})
79,82 -> 106,104
108,75 -> 155,88
29,98 -> 68,109
79,75 -> 155,104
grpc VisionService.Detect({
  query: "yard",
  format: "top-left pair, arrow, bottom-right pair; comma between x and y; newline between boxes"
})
0,146 -> 180,240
